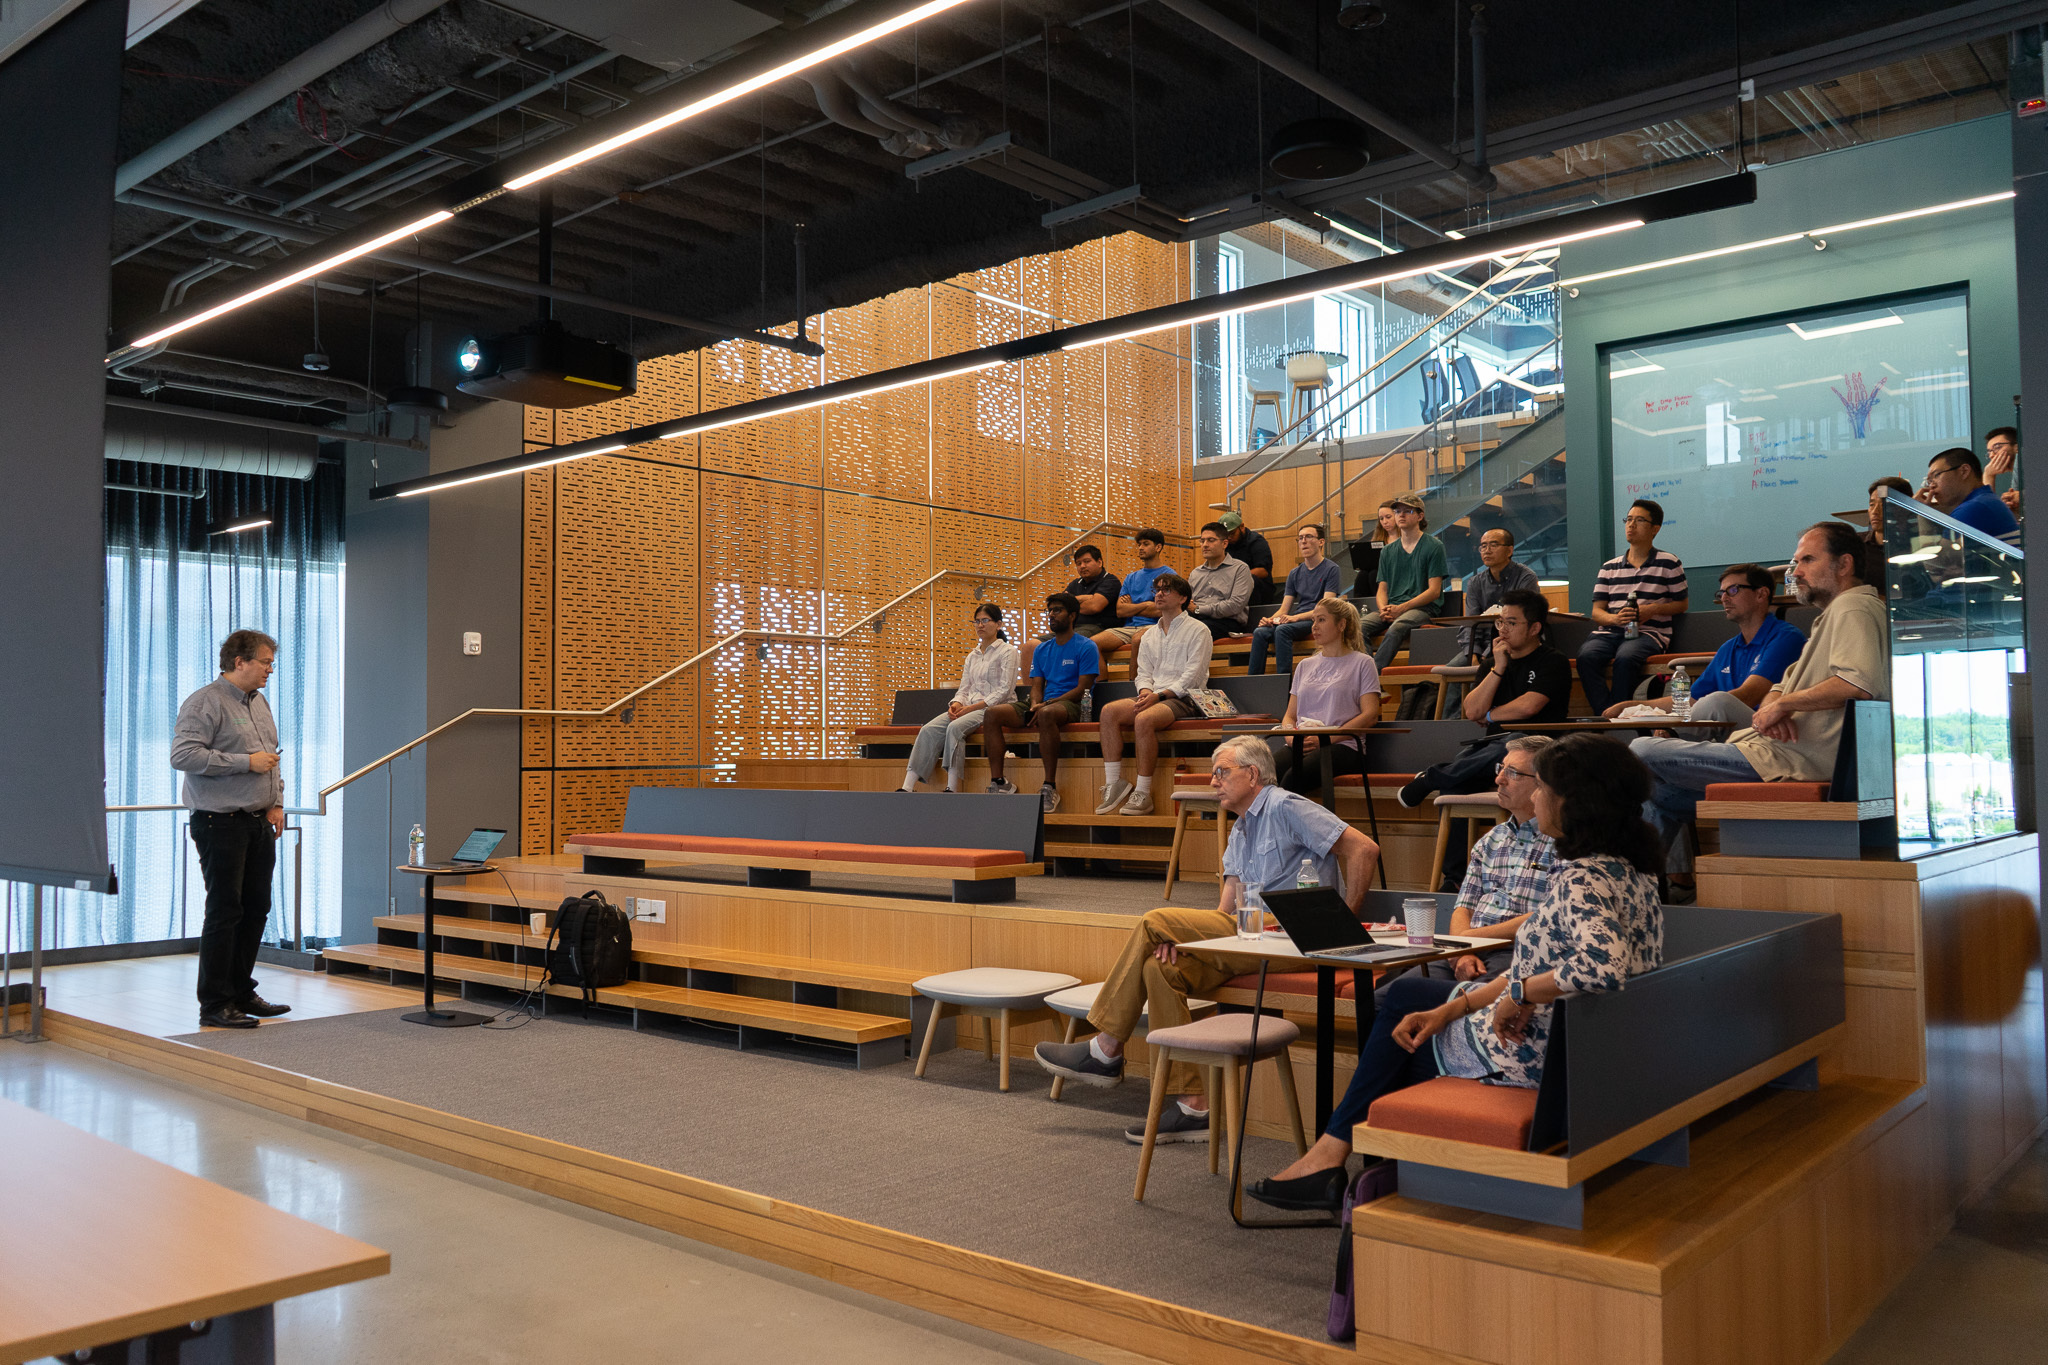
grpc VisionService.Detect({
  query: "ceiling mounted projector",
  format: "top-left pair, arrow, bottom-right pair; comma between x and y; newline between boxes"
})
455,321 -> 637,408
1268,117 -> 1371,181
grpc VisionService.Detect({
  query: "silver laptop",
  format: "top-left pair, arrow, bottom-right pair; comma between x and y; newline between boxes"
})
413,827 -> 506,873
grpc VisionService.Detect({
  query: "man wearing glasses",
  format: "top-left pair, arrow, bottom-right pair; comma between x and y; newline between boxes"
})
1577,498 -> 1689,715
1921,446 -> 2018,538
1247,522 -> 1341,675
171,629 -> 290,1031
1601,563 -> 1804,731
1410,526 -> 1539,719
1035,734 -> 1379,1144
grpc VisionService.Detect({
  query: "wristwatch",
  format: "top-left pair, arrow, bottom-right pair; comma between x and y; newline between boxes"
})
1508,975 -> 1528,1006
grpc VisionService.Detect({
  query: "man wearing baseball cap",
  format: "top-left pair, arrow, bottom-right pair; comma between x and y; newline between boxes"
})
1219,510 -> 1279,607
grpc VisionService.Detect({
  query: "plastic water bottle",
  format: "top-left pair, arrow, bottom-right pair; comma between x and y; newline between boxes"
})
1296,857 -> 1319,890
1624,588 -> 1641,640
1670,665 -> 1691,719
408,824 -> 426,867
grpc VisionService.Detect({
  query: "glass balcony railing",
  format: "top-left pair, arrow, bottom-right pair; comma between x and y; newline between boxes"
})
1879,491 -> 2026,850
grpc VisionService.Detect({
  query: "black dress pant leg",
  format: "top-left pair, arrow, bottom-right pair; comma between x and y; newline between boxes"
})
192,814 -> 274,1011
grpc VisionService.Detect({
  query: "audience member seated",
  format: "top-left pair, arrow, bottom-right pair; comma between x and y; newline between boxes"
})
1862,476 -> 1915,589
1095,575 -> 1205,816
1344,501 -> 1399,607
1091,527 -> 1175,657
1357,494 -> 1446,669
981,593 -> 1099,813
1248,522 -> 1342,675
1985,426 -> 2021,519
1266,597 -> 1382,794
1602,562 -> 1805,732
1219,510 -> 1278,607
1577,498 -> 1689,715
1631,522 -> 1888,894
1188,521 -> 1254,638
1034,734 -> 1380,1141
1397,589 -> 1571,811
1920,445 -> 2019,538
1402,525 -> 1540,720
1246,733 -> 1663,1212
1063,544 -> 1122,640
898,604 -> 1019,794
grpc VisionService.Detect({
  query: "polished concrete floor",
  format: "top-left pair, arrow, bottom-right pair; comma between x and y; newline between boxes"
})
2,1023 -> 2043,1363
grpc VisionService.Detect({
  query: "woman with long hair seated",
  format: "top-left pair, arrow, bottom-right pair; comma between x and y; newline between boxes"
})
1247,732 -> 1665,1212
1268,596 -> 1382,795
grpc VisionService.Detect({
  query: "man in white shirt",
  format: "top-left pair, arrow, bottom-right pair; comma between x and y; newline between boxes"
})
1095,574 -> 1206,815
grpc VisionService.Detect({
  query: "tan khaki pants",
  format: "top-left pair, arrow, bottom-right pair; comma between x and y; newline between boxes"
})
1087,906 -> 1263,1095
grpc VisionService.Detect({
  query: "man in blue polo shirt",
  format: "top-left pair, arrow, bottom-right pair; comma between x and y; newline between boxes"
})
1092,528 -> 1176,658
981,593 -> 1101,812
1601,562 -> 1804,730
1923,447 -> 2019,538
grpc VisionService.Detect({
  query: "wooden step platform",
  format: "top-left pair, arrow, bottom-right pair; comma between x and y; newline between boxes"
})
322,943 -> 911,1063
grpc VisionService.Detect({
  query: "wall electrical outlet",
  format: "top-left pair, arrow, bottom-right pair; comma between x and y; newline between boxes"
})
462,631 -> 482,655
634,897 -> 666,924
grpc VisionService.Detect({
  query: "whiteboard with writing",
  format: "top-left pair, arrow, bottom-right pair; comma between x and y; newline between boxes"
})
1606,290 -> 1972,567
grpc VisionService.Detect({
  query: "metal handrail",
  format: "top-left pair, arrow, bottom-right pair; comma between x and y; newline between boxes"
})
310,519 -> 1163,810
1221,252 -> 1543,512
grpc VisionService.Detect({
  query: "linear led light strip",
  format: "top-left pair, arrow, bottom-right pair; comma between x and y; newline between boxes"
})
503,0 -> 975,191
129,210 -> 454,349
1559,191 -> 2015,288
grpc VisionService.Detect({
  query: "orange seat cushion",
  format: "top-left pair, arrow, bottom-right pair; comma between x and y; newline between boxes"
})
1366,1077 -> 1537,1150
1703,782 -> 1830,802
569,833 -> 1024,868
1225,972 -> 1358,998
1375,665 -> 1438,678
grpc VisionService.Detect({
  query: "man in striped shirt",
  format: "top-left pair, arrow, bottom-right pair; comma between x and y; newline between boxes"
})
1576,499 -> 1689,714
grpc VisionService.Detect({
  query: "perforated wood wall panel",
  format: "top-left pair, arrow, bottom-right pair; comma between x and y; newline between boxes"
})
522,233 -> 1198,851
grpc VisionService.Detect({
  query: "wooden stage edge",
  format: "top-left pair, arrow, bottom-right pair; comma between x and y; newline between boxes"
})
41,1009 -> 1358,1365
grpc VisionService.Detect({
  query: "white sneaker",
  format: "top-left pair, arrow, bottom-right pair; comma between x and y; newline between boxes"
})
987,778 -> 1018,795
1095,779 -> 1134,814
1119,790 -> 1155,816
1040,783 -> 1060,814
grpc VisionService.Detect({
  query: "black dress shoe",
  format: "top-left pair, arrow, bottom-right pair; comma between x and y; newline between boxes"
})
199,1007 -> 260,1030
1245,1165 -> 1349,1213
239,994 -> 291,1017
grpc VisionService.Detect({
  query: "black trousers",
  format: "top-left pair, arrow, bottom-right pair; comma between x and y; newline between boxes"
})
191,810 -> 276,1012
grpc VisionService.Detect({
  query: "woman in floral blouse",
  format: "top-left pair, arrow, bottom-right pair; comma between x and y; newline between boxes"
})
1247,732 -> 1665,1212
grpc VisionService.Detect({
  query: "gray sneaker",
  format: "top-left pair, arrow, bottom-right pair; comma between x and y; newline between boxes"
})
987,777 -> 1018,795
1125,1104 -> 1212,1145
1094,778 -> 1134,814
1034,1040 -> 1124,1087
1040,783 -> 1060,814
1119,789 -> 1155,816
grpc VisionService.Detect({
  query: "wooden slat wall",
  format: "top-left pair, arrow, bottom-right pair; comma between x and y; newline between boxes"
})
522,234 -> 1196,852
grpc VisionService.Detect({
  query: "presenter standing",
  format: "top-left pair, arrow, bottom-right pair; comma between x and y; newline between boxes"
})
171,630 -> 290,1030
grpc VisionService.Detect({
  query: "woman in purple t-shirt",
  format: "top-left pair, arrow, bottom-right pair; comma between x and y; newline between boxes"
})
1268,598 -> 1384,794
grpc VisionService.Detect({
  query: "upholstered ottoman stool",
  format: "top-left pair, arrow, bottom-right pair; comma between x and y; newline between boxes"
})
1134,1013 -> 1306,1202
913,967 -> 1080,1091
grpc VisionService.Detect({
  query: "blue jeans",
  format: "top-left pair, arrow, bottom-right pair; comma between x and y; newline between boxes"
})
1324,975 -> 1454,1143
1247,618 -> 1316,675
1576,631 -> 1661,714
1629,735 -> 1763,872
1360,607 -> 1435,670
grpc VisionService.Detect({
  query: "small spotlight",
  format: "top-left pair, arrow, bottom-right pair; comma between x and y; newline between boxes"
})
1336,0 -> 1387,30
302,351 -> 330,372
457,338 -> 483,374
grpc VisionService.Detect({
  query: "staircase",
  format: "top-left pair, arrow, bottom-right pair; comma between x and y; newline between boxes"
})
1417,400 -> 1569,578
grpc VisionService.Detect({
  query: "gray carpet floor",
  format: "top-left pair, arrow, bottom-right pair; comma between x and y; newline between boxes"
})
180,1004 -> 1338,1337
641,866 -> 1214,917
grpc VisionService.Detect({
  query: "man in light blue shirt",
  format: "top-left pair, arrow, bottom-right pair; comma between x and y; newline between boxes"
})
1034,734 -> 1378,1141
1248,522 -> 1343,675
1093,527 -> 1176,657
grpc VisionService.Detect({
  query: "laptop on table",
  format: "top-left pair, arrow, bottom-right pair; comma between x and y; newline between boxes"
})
412,827 -> 507,874
1260,886 -> 1485,964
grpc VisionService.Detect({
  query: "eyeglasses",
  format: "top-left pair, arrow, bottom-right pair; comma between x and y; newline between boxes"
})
1623,515 -> 1656,525
1928,463 -> 1965,477
1494,762 -> 1536,780
1210,762 -> 1246,779
1712,585 -> 1759,600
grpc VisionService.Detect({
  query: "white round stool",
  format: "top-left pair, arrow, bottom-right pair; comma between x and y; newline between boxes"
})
913,967 -> 1080,1091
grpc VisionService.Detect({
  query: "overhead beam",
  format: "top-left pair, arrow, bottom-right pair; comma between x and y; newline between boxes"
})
106,394 -> 427,451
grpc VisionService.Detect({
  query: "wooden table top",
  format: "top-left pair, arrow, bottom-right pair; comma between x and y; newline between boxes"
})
1497,719 -> 1733,731
0,1097 -> 389,1362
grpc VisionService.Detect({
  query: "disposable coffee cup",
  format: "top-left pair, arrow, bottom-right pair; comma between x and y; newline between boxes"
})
1402,897 -> 1436,947
529,912 -> 548,936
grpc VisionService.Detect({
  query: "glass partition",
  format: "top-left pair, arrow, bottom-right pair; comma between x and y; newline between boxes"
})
1880,491 -> 2026,850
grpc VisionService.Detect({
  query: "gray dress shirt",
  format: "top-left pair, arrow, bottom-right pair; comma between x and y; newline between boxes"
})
1458,560 -> 1542,655
172,676 -> 283,813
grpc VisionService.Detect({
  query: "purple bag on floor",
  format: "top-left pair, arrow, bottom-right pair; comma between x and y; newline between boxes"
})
1326,1162 -> 1399,1341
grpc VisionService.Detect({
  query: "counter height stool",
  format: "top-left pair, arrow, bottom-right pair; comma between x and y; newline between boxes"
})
1164,782 -> 1232,897
1429,791 -> 1507,892
913,967 -> 1080,1091
1042,982 -> 1215,1101
1133,1013 -> 1306,1204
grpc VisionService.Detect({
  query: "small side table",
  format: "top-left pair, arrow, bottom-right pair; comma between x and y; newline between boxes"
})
394,864 -> 494,1028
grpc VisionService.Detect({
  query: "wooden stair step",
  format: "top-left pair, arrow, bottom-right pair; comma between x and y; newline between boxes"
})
1043,840 -> 1173,862
322,944 -> 910,1045
373,916 -> 925,997
1045,812 -> 1180,829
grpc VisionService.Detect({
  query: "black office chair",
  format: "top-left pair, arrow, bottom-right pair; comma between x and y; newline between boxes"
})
1419,360 -> 1453,423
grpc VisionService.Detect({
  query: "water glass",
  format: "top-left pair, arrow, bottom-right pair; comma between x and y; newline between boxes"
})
1402,896 -> 1437,946
1237,890 -> 1266,940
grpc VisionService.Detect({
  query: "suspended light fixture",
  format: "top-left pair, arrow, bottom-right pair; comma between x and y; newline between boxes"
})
1268,116 -> 1370,180
1335,0 -> 1388,30
207,509 -> 272,536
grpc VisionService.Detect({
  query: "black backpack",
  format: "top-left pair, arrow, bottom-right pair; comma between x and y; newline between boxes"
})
546,891 -> 633,1010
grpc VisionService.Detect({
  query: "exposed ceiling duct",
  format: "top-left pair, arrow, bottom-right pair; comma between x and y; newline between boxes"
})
104,401 -> 318,480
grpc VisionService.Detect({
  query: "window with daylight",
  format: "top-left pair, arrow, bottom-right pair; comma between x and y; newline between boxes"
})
1215,242 -> 1246,456
1313,293 -> 1377,436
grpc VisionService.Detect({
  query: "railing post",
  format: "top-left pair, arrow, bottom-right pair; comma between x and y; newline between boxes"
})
26,884 -> 45,1043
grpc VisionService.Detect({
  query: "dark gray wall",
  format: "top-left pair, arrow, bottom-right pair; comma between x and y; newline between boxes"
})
2011,108 -> 2048,908
0,0 -> 121,890
1559,117 -> 2021,609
